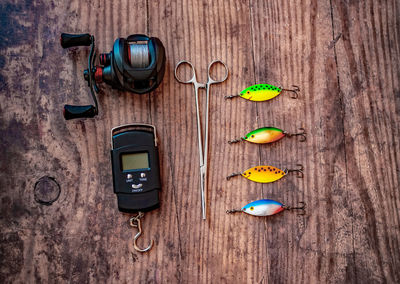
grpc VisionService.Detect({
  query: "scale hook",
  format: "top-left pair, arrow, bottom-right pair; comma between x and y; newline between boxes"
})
130,212 -> 154,253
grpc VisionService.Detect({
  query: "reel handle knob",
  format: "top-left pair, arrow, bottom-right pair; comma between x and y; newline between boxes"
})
63,105 -> 96,120
60,33 -> 92,48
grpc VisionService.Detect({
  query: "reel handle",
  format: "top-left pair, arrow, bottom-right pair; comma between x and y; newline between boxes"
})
63,105 -> 97,120
60,33 -> 92,48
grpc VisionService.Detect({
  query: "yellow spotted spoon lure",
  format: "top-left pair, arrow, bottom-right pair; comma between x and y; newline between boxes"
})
228,127 -> 306,144
227,164 -> 303,183
225,84 -> 300,101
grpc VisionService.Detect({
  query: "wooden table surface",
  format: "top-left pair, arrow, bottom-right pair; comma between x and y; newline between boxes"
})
1,0 -> 400,283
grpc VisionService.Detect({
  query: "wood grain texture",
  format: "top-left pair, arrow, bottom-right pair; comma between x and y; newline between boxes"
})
0,0 -> 399,283
331,0 -> 400,282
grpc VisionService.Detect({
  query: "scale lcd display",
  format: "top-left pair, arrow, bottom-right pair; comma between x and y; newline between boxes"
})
121,152 -> 149,171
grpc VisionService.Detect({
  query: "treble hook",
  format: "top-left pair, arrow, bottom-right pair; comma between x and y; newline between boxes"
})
283,201 -> 306,215
129,212 -> 154,253
283,164 -> 304,178
284,128 -> 307,142
280,85 -> 300,99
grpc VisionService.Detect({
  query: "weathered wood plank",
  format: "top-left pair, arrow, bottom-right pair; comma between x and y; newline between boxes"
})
331,0 -> 400,282
249,0 -> 355,283
0,0 -> 154,283
147,0 -> 265,282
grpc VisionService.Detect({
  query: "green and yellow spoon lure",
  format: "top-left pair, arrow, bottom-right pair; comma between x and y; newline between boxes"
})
226,164 -> 303,183
225,84 -> 300,101
228,127 -> 306,144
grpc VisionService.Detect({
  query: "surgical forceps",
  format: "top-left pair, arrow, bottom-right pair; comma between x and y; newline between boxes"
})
174,60 -> 228,220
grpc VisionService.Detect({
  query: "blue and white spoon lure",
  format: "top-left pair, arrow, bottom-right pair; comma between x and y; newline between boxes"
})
226,199 -> 306,216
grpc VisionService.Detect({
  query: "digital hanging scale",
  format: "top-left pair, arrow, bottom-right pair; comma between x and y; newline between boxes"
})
111,124 -> 161,213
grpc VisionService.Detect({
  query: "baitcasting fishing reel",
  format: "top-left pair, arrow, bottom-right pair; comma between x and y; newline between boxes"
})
60,33 -> 166,120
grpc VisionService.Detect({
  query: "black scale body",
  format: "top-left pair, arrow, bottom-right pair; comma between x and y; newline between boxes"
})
111,126 -> 161,213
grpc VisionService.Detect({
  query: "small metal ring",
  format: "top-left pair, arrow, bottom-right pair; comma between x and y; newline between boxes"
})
33,176 -> 61,206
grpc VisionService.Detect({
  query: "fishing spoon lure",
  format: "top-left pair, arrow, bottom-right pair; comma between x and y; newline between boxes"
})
228,127 -> 306,144
225,84 -> 300,101
227,164 -> 303,183
226,199 -> 306,216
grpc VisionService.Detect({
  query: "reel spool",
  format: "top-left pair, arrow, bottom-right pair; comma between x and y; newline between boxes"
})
128,43 -> 150,67
60,33 -> 166,120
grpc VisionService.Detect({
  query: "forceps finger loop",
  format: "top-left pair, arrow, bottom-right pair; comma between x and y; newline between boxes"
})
174,60 -> 197,84
207,60 -> 229,84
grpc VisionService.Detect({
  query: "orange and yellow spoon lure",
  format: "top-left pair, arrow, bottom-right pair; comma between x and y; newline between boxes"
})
226,164 -> 303,183
225,84 -> 300,101
228,127 -> 306,144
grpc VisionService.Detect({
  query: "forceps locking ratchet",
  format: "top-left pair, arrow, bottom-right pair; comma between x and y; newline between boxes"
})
174,60 -> 229,220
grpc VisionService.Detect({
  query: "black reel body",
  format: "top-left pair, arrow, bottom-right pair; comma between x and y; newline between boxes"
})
60,33 -> 166,120
99,35 -> 166,94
